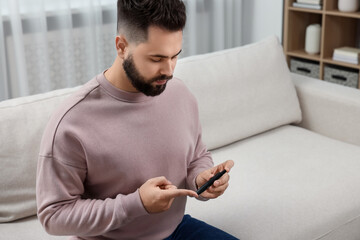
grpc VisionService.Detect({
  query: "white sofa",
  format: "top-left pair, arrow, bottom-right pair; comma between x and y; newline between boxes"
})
1,36 -> 360,240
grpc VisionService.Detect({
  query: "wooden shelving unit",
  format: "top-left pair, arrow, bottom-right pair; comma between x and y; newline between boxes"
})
283,0 -> 360,89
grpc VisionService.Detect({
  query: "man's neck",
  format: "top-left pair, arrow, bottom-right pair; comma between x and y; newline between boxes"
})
104,57 -> 138,93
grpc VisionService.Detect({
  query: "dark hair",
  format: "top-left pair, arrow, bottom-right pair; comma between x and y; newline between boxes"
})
117,0 -> 186,43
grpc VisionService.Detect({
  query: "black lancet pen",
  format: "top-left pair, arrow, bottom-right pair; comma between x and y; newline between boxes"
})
197,169 -> 227,195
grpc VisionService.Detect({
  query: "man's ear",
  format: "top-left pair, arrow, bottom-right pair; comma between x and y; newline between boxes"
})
115,35 -> 128,59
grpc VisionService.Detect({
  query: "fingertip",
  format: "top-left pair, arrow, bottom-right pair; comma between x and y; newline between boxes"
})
229,159 -> 235,167
190,191 -> 199,198
185,190 -> 198,198
168,189 -> 196,199
164,176 -> 172,185
164,184 -> 177,190
226,160 -> 234,171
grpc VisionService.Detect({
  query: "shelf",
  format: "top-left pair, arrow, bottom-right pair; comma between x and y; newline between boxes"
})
283,0 -> 360,87
323,58 -> 360,69
289,6 -> 323,14
326,10 -> 360,19
286,50 -> 321,62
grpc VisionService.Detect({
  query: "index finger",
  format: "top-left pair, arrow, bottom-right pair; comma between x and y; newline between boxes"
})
163,189 -> 198,199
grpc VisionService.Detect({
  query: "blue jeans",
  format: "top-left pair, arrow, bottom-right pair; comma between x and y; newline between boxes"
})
164,215 -> 239,240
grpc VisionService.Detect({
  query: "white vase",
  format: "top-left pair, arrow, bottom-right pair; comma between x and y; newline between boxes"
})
338,0 -> 359,12
305,24 -> 321,55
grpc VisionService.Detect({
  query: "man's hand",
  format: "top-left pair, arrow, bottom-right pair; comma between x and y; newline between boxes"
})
196,160 -> 234,199
139,176 -> 198,213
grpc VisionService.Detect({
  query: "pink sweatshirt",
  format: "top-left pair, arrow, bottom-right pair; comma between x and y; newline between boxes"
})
36,73 -> 213,240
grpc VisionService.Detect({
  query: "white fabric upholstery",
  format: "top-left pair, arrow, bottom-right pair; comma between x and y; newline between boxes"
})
292,73 -> 360,147
186,125 -> 360,240
0,216 -> 65,240
3,125 -> 360,240
0,87 -> 80,222
174,35 -> 302,150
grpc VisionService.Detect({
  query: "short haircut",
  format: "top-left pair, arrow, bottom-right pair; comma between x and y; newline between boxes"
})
117,0 -> 187,44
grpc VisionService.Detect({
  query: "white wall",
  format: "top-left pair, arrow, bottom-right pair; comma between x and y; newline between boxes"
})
242,0 -> 284,45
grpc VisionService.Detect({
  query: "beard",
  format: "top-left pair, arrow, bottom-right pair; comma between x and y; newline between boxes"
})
123,54 -> 172,97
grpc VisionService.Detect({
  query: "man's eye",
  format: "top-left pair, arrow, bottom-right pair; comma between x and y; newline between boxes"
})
151,58 -> 162,62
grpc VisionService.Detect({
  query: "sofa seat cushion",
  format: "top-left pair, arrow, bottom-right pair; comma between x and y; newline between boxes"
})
186,125 -> 360,240
0,216 -> 64,240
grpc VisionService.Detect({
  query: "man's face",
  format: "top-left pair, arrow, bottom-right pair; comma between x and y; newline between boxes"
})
123,54 -> 173,96
123,26 -> 183,96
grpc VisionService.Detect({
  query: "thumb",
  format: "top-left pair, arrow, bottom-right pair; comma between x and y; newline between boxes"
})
213,160 -> 234,173
223,160 -> 234,172
149,176 -> 172,186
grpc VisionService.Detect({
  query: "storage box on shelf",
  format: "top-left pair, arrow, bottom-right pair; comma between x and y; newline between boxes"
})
283,0 -> 360,89
290,58 -> 320,78
324,65 -> 359,88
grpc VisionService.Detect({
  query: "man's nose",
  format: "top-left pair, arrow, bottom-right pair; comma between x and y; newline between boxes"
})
160,59 -> 175,76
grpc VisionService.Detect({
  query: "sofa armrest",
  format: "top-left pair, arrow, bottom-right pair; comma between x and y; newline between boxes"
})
291,73 -> 360,147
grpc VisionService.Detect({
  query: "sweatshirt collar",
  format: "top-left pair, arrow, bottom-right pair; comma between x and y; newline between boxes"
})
96,71 -> 154,103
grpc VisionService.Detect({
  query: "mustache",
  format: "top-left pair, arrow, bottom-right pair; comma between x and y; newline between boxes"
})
151,75 -> 173,83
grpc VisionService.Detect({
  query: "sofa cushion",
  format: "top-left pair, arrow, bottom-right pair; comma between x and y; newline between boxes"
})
174,35 -> 302,150
0,87 -> 80,222
0,216 -> 65,240
186,125 -> 360,239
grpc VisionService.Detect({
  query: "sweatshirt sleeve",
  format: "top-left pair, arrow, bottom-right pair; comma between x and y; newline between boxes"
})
185,99 -> 214,193
36,122 -> 148,237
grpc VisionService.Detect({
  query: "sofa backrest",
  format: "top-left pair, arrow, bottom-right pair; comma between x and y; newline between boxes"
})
174,35 -> 302,150
0,36 -> 301,222
0,87 -> 80,222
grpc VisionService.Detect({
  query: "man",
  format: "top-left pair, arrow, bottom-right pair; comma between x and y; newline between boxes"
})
36,0 -> 236,239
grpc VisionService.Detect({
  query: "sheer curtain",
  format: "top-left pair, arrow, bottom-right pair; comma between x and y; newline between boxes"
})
0,0 -> 242,101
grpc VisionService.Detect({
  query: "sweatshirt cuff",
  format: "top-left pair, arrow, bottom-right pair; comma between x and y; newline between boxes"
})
120,189 -> 149,220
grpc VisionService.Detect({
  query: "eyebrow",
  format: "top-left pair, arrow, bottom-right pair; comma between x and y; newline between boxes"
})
149,49 -> 182,59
